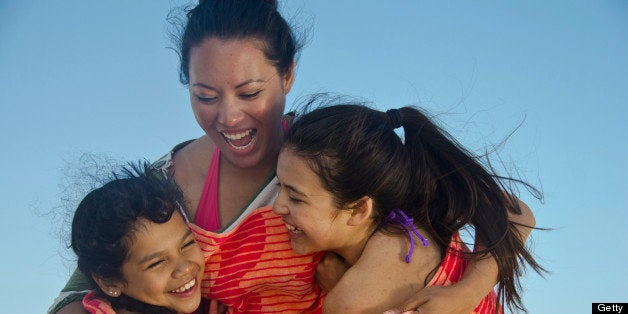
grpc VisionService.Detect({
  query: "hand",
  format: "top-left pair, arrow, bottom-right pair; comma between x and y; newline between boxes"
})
315,251 -> 349,292
208,298 -> 228,314
383,285 -> 477,314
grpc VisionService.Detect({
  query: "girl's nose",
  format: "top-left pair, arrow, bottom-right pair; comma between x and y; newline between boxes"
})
272,191 -> 289,215
173,258 -> 195,279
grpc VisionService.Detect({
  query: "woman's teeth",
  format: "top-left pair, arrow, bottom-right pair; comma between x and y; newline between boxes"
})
222,129 -> 252,140
285,223 -> 302,234
170,278 -> 196,293
221,129 -> 256,150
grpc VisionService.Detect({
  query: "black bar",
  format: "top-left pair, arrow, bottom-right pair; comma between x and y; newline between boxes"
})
592,303 -> 628,314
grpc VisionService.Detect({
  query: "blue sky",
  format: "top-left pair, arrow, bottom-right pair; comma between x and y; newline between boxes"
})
1,1 -> 626,313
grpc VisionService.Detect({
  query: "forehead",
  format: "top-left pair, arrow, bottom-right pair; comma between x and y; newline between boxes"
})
125,213 -> 188,261
277,149 -> 325,191
188,38 -> 275,79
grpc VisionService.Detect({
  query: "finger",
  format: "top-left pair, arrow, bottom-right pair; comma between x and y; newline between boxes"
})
400,291 -> 430,312
218,302 -> 228,314
208,299 -> 219,314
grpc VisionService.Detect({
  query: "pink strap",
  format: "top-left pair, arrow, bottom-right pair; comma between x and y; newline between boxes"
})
195,147 -> 221,231
82,291 -> 116,314
426,233 -> 499,313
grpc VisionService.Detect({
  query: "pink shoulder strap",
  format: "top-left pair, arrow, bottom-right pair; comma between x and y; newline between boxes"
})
195,147 -> 221,231
427,233 -> 500,313
82,291 -> 116,314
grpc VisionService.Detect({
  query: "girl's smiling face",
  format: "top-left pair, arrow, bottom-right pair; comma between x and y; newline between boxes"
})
116,212 -> 204,313
273,148 -> 356,256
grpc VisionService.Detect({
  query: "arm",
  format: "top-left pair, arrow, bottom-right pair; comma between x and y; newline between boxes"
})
323,232 -> 440,314
315,251 -> 349,293
387,198 -> 535,314
48,268 -> 92,314
207,299 -> 228,314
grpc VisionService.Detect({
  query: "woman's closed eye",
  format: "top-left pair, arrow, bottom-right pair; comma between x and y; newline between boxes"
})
240,90 -> 261,99
195,95 -> 217,104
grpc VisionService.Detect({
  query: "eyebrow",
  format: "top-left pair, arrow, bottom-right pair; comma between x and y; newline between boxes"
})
284,183 -> 307,198
235,78 -> 266,89
191,82 -> 215,90
192,78 -> 267,90
137,229 -> 193,265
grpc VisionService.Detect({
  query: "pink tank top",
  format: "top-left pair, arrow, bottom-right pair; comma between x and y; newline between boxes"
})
195,147 -> 221,231
195,116 -> 291,232
427,233 -> 500,313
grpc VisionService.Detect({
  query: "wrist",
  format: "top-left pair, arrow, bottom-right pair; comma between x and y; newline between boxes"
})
456,277 -> 489,302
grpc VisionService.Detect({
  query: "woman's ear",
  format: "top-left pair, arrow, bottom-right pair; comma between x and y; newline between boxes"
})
346,196 -> 373,227
282,60 -> 295,94
92,274 -> 124,298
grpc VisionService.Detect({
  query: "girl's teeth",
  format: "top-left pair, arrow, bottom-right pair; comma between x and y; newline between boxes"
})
285,223 -> 302,233
171,278 -> 195,293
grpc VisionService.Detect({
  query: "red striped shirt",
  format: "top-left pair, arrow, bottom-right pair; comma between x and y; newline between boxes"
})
190,206 -> 324,314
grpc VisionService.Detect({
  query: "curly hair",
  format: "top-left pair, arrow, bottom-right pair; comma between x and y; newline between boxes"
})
70,161 -> 185,314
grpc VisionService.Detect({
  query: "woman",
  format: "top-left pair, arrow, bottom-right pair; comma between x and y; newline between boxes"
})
51,1 -> 526,313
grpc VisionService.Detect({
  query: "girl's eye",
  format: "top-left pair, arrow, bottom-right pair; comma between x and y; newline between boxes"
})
146,260 -> 164,270
182,239 -> 197,250
289,197 -> 303,204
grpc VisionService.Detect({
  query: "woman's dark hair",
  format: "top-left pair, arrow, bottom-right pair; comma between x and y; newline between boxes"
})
175,0 -> 300,85
284,100 -> 545,313
70,161 -> 184,314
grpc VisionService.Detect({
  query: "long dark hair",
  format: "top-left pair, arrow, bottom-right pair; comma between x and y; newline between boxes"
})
284,100 -> 544,313
70,162 -> 184,314
173,0 -> 301,85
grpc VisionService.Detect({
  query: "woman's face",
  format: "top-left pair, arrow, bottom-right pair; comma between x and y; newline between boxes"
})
273,148 -> 353,256
188,37 -> 294,169
118,212 -> 204,313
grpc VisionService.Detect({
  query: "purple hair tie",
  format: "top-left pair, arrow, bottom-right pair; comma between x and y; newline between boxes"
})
387,208 -> 429,263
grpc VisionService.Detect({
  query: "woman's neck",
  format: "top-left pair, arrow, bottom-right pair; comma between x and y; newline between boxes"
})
220,156 -> 277,182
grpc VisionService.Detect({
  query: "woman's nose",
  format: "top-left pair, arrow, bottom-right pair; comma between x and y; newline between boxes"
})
217,100 -> 244,127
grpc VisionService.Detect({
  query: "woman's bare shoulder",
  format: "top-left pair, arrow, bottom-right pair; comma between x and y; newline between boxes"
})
172,136 -> 215,173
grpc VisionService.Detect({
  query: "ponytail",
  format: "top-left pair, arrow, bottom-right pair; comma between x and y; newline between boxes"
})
398,106 -> 544,312
286,99 -> 543,312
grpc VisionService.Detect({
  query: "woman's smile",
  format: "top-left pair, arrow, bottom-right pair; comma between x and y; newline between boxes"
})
220,128 -> 257,151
